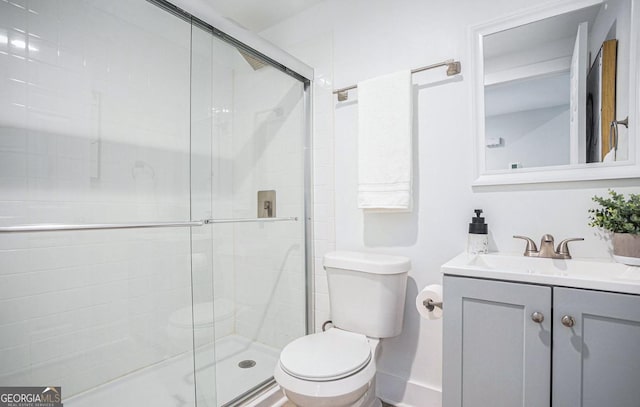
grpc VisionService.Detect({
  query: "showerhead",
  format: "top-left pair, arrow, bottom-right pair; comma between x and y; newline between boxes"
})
238,48 -> 268,71
446,61 -> 461,76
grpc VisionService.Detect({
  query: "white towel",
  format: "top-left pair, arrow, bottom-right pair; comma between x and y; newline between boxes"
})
357,70 -> 413,211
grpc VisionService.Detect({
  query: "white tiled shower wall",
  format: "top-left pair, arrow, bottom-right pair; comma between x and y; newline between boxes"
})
1,0 -> 310,400
189,11 -> 311,354
192,23 -> 309,352
229,60 -> 307,349
257,30 -> 336,333
256,34 -> 338,333
0,0 -> 194,397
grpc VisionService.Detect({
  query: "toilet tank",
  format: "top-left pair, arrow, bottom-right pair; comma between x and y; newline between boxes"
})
324,251 -> 410,338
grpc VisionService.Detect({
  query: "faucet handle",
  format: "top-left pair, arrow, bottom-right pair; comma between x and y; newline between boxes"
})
556,238 -> 584,258
513,235 -> 538,256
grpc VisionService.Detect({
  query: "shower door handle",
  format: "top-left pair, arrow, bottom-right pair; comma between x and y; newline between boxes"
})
204,217 -> 297,224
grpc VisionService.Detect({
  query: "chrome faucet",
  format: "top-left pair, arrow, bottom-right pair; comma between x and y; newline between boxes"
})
513,234 -> 584,259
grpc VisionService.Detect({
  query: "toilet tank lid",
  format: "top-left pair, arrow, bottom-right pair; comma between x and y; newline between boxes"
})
324,251 -> 411,274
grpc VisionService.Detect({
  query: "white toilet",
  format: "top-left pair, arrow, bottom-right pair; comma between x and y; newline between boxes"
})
274,251 -> 410,407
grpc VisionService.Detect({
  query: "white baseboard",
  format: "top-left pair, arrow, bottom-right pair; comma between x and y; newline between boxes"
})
376,371 -> 442,407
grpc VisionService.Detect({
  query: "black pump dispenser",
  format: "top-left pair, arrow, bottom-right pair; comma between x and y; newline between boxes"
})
469,209 -> 488,234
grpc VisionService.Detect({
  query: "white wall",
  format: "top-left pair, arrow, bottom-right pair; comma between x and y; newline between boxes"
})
261,0 -> 640,405
485,104 -> 570,170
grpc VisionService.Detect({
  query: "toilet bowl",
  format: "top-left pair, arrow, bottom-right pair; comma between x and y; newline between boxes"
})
274,328 -> 380,407
275,251 -> 410,407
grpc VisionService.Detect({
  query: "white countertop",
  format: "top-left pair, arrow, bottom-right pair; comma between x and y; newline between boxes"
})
441,252 -> 640,295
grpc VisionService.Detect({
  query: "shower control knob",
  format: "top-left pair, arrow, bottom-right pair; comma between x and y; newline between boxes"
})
531,312 -> 544,323
561,315 -> 575,327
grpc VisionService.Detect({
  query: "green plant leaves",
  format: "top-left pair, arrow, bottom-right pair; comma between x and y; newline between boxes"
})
589,190 -> 640,234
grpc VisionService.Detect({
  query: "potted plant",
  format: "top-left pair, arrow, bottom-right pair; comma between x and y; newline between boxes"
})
589,189 -> 640,265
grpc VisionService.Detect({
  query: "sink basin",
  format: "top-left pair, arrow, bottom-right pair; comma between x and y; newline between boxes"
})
442,252 -> 640,294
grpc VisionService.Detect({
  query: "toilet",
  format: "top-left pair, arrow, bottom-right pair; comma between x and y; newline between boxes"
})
274,251 -> 410,407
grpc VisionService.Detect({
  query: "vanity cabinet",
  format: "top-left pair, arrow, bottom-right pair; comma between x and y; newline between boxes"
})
442,277 -> 552,407
443,276 -> 640,407
552,287 -> 640,407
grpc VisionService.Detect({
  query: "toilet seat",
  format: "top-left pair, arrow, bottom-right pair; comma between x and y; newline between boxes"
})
279,329 -> 371,381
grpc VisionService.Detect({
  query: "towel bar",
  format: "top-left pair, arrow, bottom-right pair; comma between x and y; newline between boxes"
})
333,58 -> 461,101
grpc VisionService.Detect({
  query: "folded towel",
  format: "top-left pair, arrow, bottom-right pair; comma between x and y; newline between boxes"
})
357,70 -> 413,211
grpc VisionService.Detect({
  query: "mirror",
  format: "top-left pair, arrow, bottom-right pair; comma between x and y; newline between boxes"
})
473,0 -> 640,185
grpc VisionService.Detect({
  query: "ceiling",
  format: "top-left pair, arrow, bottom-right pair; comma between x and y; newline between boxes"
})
485,72 -> 570,117
483,4 -> 601,59
206,0 -> 325,31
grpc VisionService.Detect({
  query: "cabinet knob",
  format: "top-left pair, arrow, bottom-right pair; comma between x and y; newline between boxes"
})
561,315 -> 575,328
531,311 -> 544,323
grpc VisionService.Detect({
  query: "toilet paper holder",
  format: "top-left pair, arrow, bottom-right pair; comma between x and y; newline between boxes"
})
423,298 -> 443,312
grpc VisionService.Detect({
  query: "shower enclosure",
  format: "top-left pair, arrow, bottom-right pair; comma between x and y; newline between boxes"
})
0,1 -> 311,406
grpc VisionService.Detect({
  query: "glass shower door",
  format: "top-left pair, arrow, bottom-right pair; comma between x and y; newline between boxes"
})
0,0 -> 203,406
0,0 -> 309,405
190,22 -> 309,406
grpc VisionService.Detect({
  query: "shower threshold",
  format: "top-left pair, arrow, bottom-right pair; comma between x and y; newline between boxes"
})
65,335 -> 280,407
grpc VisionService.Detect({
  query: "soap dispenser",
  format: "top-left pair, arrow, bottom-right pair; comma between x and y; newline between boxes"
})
468,209 -> 488,254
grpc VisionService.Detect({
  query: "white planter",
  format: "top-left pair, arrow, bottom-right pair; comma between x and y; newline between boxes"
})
613,233 -> 640,266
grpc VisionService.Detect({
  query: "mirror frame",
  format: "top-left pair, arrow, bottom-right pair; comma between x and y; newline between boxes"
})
471,0 -> 640,186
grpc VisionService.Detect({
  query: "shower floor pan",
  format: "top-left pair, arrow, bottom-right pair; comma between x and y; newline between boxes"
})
65,335 -> 279,407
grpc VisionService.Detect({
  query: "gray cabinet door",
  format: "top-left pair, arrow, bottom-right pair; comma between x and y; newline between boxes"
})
553,288 -> 640,407
443,276 -> 552,407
